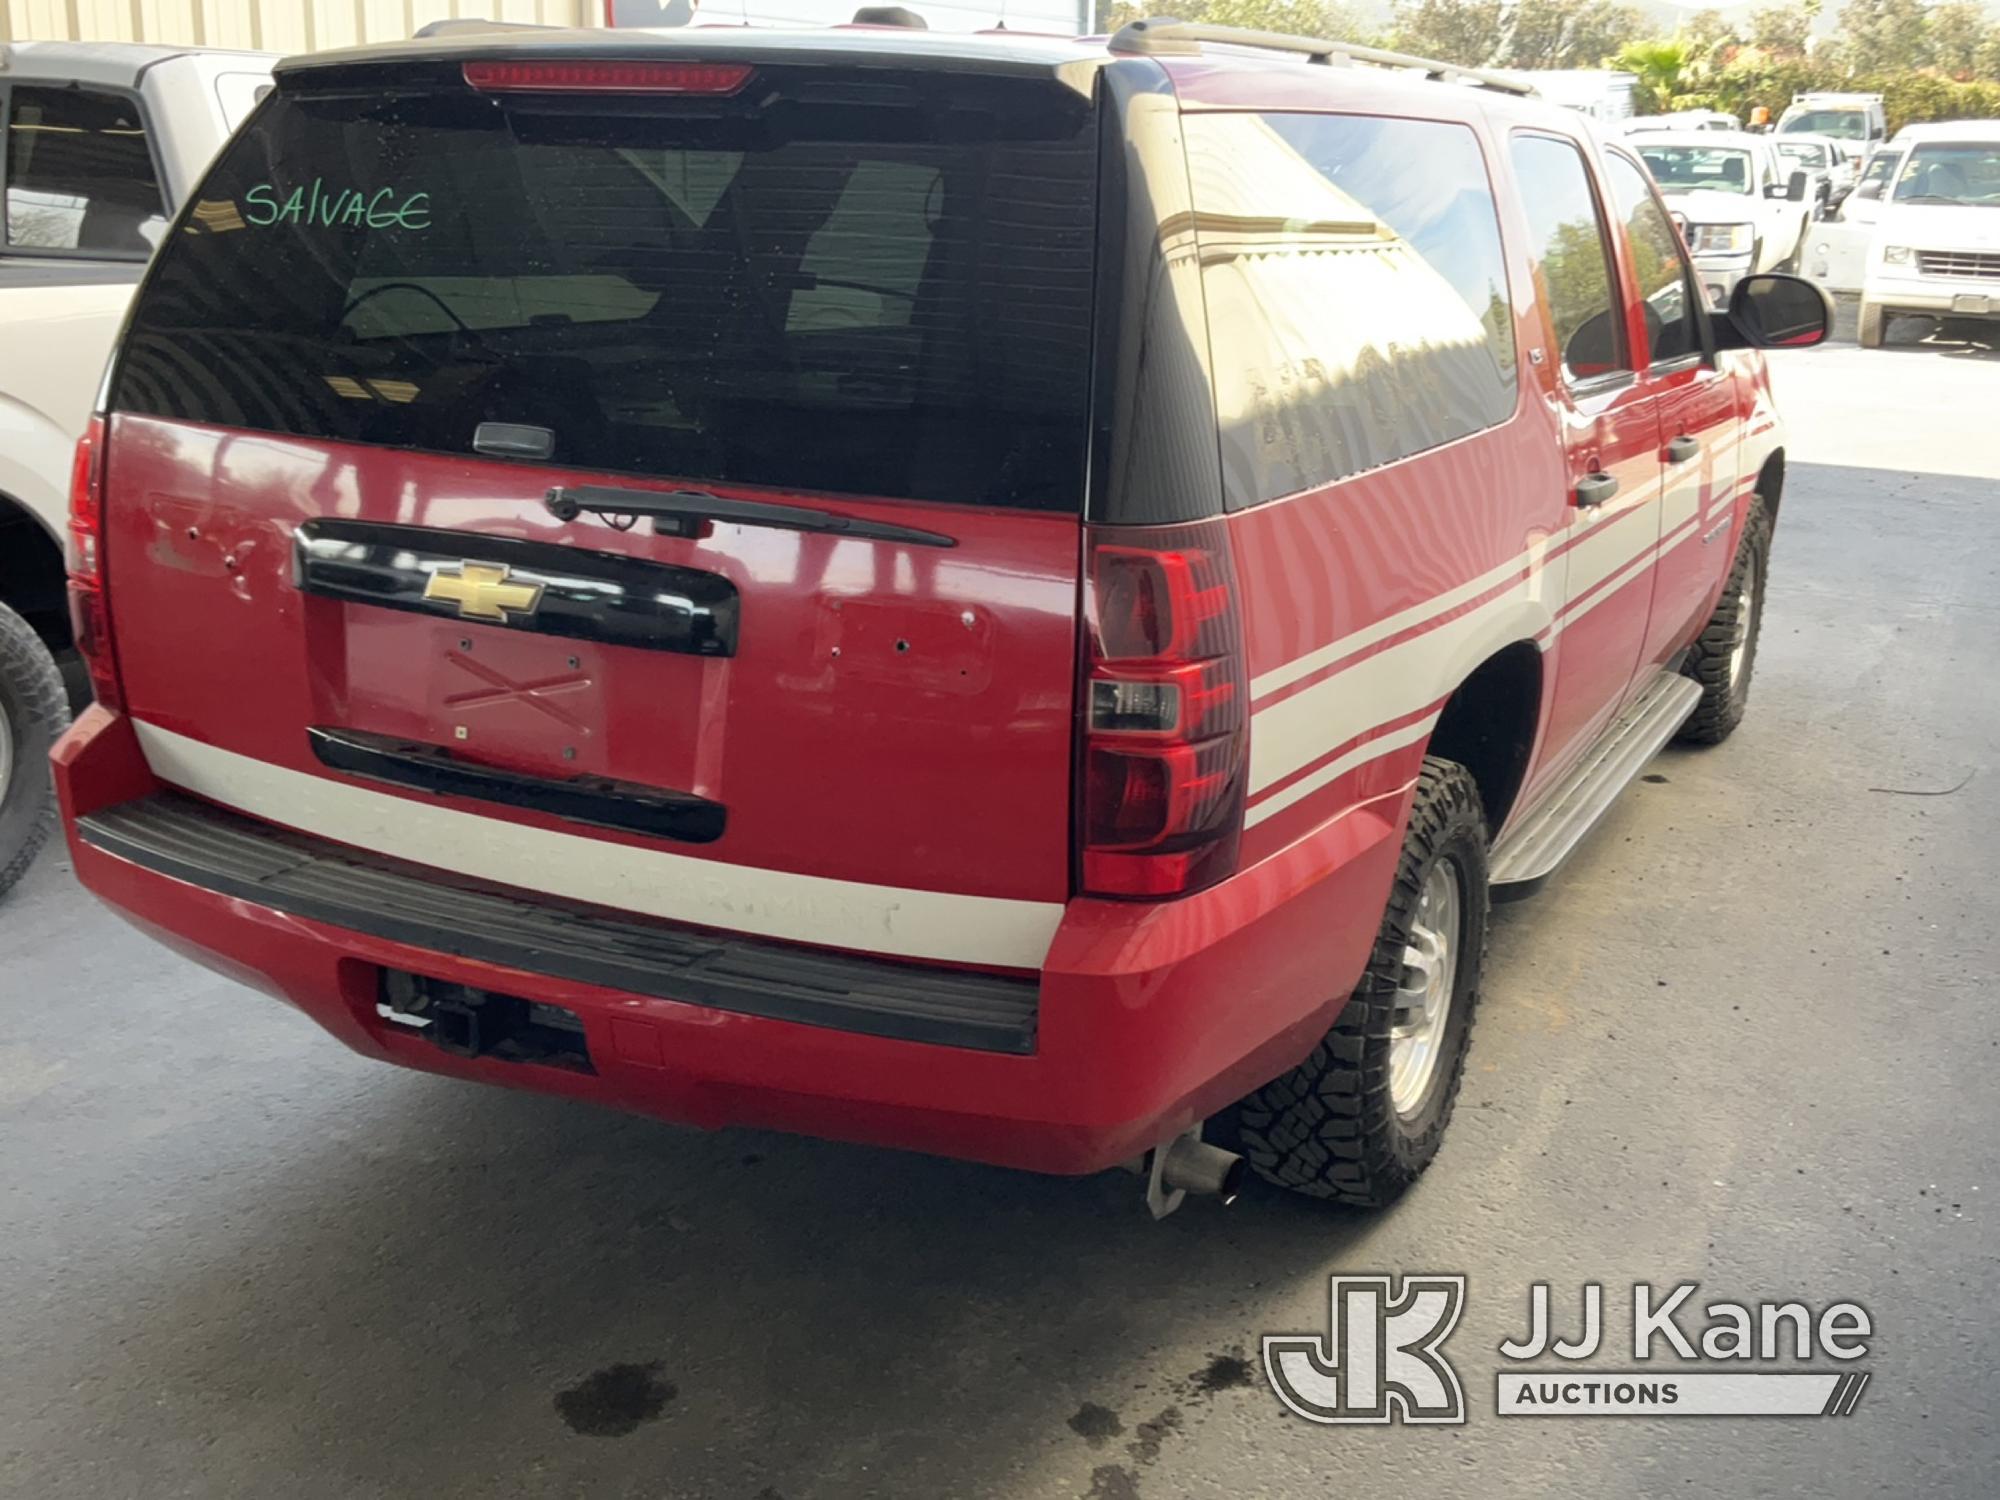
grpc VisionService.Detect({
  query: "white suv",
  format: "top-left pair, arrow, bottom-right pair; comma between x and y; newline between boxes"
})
1860,123 -> 2000,348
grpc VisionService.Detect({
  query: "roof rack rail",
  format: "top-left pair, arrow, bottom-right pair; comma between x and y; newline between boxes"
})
1106,16 -> 1538,97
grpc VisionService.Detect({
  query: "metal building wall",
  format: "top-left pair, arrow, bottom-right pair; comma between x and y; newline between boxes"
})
0,0 -> 596,49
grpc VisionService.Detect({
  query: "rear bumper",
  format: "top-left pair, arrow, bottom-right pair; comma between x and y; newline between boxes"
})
55,707 -> 1404,1176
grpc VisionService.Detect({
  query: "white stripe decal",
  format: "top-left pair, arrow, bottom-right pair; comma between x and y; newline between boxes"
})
1558,501 -> 1664,608
1250,577 -> 1557,795
131,722 -> 1065,970
1249,547 -> 1540,702
1244,713 -> 1440,829
1246,479 -> 1709,800
1241,422 -> 1771,823
1249,476 -> 1664,704
1543,516 -> 1701,643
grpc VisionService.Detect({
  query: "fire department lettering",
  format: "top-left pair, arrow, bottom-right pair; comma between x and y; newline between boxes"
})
423,562 -> 544,623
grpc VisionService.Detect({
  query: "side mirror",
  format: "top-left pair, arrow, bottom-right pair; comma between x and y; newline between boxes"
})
1715,273 -> 1834,350
1787,170 -> 1809,201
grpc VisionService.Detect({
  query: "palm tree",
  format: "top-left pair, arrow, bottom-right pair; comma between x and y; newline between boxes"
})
1616,37 -> 1692,115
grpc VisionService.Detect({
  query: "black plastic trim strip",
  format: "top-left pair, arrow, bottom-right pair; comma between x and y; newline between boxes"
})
544,485 -> 956,548
292,518 -> 739,656
77,793 -> 1038,1054
307,726 -> 726,844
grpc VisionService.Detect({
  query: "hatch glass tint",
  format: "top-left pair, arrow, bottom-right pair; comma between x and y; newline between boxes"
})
112,70 -> 1097,510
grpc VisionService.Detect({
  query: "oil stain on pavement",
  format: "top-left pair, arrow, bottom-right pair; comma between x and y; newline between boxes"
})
1066,1402 -> 1125,1446
1186,1351 -> 1254,1397
1071,1349 -> 1258,1496
554,1361 -> 677,1437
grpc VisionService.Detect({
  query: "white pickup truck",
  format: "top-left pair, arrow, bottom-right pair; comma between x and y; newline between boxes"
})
0,41 -> 274,895
1633,130 -> 1816,310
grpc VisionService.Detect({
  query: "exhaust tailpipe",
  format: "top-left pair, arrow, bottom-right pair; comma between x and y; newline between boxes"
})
1161,1135 -> 1246,1204
1142,1128 -> 1246,1217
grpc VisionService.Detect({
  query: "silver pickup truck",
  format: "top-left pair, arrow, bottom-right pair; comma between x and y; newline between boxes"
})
0,41 -> 274,895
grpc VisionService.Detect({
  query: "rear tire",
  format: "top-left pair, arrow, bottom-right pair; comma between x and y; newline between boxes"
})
1226,759 -> 1489,1208
1858,300 -> 1886,348
0,602 -> 69,898
1678,497 -> 1771,746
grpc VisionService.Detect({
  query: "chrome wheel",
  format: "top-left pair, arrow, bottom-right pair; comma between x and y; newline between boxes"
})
1727,547 -> 1760,692
1389,857 -> 1461,1118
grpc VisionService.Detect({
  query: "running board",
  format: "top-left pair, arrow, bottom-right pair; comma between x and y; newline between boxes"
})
1488,672 -> 1703,898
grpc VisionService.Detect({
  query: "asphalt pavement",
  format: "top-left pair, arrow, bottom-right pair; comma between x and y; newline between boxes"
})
5,328 -> 1999,1498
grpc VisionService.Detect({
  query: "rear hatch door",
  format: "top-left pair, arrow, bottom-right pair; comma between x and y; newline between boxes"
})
102,49 -> 1099,966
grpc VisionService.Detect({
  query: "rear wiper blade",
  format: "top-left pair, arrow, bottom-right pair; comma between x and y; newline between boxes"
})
544,485 -> 956,549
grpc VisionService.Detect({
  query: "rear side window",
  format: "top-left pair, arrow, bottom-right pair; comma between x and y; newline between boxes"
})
113,76 -> 1096,510
1604,152 -> 1700,366
1183,111 -> 1517,509
1508,134 -> 1626,388
4,86 -> 165,259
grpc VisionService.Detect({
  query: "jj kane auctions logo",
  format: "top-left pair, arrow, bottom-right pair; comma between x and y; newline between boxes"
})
1265,1277 -> 1873,1423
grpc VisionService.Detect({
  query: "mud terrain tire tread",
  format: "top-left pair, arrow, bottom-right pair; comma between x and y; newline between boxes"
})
1678,496 -> 1772,745
1227,758 -> 1490,1208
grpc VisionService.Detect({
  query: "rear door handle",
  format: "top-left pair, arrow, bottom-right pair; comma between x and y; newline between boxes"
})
1665,435 -> 1702,464
1574,472 -> 1620,508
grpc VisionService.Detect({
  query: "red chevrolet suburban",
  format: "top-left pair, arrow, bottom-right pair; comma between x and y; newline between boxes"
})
53,19 -> 1828,1211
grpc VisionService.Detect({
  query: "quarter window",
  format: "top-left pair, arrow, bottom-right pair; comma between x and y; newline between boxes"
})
1605,152 -> 1702,366
1184,111 -> 1518,508
4,86 -> 165,258
1508,134 -> 1626,387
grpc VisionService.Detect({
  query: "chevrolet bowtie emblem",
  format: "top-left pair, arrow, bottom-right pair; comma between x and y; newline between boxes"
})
422,561 -> 545,622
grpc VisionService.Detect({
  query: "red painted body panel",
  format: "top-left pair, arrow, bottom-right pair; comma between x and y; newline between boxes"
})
1644,368 -> 1743,670
1541,384 -> 1664,775
102,417 -> 1081,903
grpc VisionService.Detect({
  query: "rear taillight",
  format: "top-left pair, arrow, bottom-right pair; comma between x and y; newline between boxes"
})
462,60 -> 754,94
65,413 -> 120,711
1079,523 -> 1248,899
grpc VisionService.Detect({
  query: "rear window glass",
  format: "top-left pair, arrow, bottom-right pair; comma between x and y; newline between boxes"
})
4,85 -> 165,258
112,76 -> 1097,510
1184,112 -> 1518,509
1783,110 -> 1869,141
1636,145 -> 1754,195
